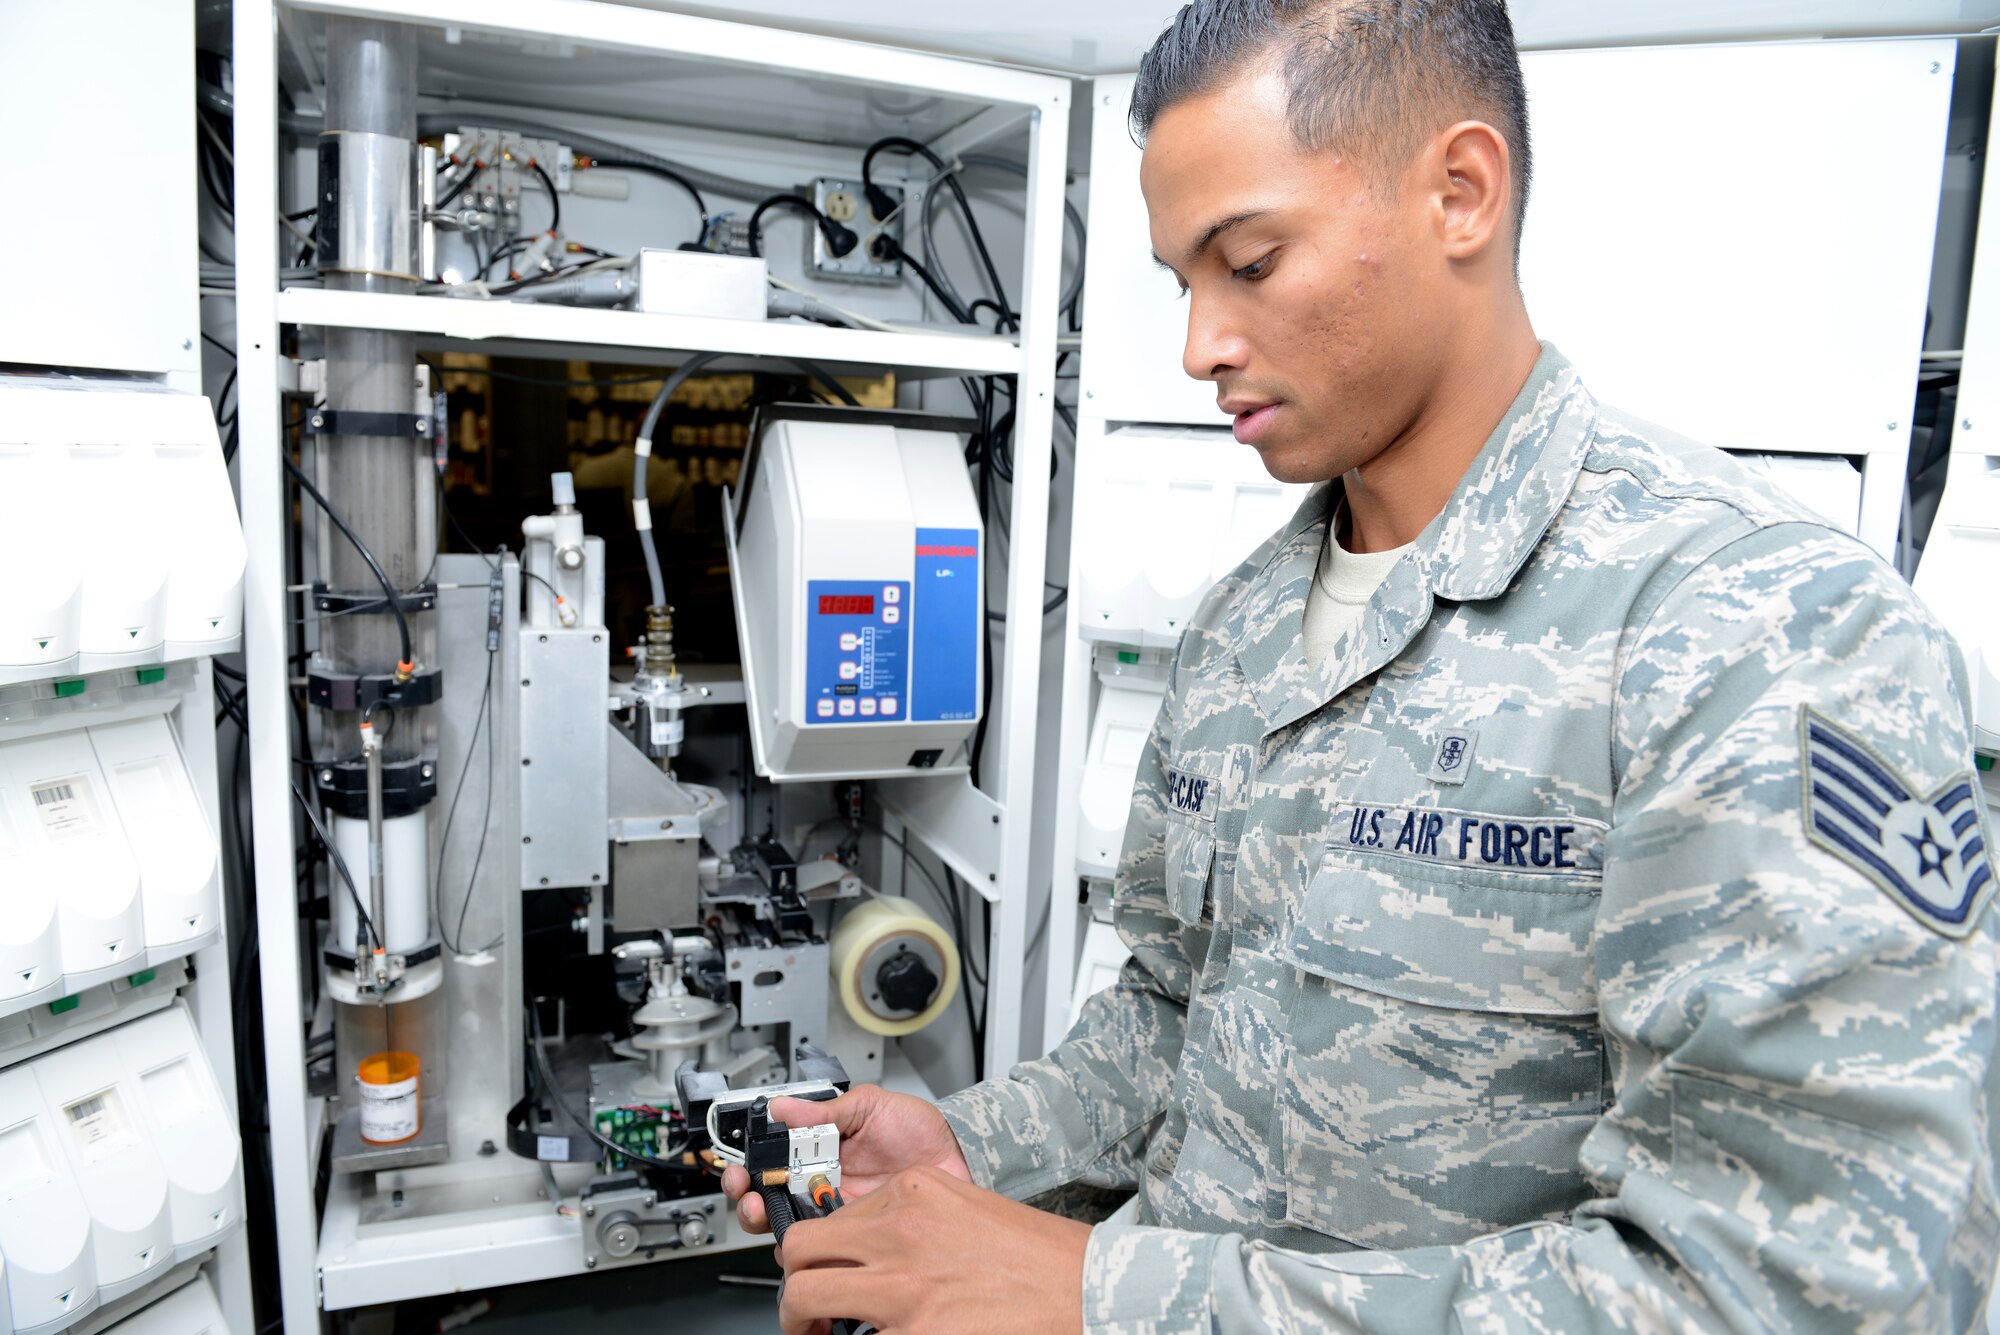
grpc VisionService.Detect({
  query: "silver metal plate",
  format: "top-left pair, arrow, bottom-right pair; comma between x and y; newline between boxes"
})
519,629 -> 610,889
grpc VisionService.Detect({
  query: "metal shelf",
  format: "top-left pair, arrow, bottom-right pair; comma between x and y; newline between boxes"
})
275,287 -> 1024,376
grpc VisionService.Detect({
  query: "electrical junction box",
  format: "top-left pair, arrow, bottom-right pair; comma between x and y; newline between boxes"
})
810,177 -> 903,285
727,406 -> 982,781
634,248 -> 768,320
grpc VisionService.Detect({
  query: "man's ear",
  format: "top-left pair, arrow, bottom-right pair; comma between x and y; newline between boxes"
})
1429,119 -> 1513,262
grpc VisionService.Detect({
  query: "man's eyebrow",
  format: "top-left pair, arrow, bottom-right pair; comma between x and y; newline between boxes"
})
1152,210 -> 1275,272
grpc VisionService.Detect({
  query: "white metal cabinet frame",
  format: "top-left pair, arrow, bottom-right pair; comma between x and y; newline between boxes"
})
231,1 -> 1068,1323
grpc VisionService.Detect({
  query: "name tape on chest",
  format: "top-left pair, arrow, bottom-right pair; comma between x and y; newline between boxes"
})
1335,802 -> 1604,876
1164,766 -> 1220,823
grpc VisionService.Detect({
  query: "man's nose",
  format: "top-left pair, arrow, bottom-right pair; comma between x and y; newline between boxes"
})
1182,288 -> 1248,383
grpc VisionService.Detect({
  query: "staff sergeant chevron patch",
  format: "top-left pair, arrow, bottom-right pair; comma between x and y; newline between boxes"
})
1802,707 -> 1996,938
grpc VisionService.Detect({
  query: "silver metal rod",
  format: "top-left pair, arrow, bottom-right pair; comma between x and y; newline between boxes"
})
366,735 -> 387,984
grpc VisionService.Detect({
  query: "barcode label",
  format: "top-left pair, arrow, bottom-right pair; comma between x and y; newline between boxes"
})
29,773 -> 99,840
63,1087 -> 131,1161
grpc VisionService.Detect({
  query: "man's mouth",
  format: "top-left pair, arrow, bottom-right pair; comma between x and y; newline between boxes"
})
1227,402 -> 1279,445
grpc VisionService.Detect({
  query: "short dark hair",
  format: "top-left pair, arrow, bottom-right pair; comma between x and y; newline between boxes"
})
1132,0 -> 1532,259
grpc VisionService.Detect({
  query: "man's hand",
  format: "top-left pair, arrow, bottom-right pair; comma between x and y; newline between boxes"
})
777,1166 -> 1091,1335
719,1084 -> 971,1233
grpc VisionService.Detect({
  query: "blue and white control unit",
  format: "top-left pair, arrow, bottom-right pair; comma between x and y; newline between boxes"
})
727,407 -> 984,781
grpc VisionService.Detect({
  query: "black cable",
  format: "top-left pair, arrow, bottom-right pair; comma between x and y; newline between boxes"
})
527,159 -> 560,237
289,780 -> 380,955
587,158 -> 708,241
872,235 -> 973,325
282,455 -> 415,671
862,137 -> 1013,332
785,359 -> 861,408
525,1000 -> 687,1167
434,648 -> 498,955
748,193 -> 858,260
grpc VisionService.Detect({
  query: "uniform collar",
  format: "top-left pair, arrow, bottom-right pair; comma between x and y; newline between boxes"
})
1225,343 -> 1597,733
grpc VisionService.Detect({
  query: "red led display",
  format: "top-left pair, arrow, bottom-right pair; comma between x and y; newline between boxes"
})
818,595 -> 875,616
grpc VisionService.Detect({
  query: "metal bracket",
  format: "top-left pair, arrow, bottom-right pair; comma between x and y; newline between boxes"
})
311,581 -> 438,616
306,666 -> 444,714
305,408 -> 431,438
313,754 -> 439,819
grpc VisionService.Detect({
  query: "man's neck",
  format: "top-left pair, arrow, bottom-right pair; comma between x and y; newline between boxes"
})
1342,314 -> 1542,554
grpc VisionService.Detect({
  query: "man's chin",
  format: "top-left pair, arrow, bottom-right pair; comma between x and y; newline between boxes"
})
1248,437 -> 1338,486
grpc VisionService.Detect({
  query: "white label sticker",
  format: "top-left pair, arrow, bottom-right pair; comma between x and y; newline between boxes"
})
64,1087 -> 135,1162
31,773 -> 101,841
359,1074 -> 419,1143
537,1134 -> 568,1162
650,719 -> 684,746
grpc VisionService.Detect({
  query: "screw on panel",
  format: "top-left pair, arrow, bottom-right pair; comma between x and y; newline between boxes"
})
584,1258 -> 596,1269
1888,422 -> 1900,431
1965,420 -> 1974,430
584,1204 -> 595,1217
523,836 -> 533,844
320,770 -> 334,784
540,877 -> 549,886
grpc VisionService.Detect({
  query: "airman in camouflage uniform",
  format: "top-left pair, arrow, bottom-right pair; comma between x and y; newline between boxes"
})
938,344 -> 2000,1332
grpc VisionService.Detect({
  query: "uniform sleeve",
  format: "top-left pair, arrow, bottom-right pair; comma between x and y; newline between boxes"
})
937,701 -> 1201,1201
1076,523 -> 2000,1334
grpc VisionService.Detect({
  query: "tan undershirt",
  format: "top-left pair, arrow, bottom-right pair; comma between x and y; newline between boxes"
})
1300,502 -> 1414,668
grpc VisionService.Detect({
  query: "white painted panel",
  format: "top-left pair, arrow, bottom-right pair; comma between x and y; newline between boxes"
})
1520,41 -> 1950,510
1077,74 -> 1229,428
0,0 -> 197,376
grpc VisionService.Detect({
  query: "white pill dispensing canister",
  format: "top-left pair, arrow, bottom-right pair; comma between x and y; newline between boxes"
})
828,897 -> 961,1037
357,1050 -> 421,1144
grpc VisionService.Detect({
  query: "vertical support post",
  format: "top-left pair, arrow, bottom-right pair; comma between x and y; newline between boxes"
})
987,86 -> 1071,1075
233,2 -> 321,1330
1041,414 -> 1104,1053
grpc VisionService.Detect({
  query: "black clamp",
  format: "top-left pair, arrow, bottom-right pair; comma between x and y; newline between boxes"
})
313,754 -> 439,819
311,581 -> 437,617
305,408 -> 432,438
307,666 -> 444,714
322,939 -> 443,974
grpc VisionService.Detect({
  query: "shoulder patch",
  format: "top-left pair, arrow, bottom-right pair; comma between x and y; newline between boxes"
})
1801,707 -> 1995,938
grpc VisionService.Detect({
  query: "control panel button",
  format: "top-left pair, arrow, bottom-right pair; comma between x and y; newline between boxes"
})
840,633 -> 859,652
859,698 -> 878,716
880,697 -> 898,716
883,585 -> 901,604
839,661 -> 859,680
816,699 -> 835,718
882,606 -> 900,625
837,699 -> 856,717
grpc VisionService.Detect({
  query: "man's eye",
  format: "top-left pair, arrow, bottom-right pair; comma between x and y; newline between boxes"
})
1232,255 -> 1273,281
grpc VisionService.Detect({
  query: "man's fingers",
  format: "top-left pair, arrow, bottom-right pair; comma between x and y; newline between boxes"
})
769,1089 -> 870,1134
779,1268 -> 876,1335
720,1164 -> 750,1201
736,1188 -> 768,1234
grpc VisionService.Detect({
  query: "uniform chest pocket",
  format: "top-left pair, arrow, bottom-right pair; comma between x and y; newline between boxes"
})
1277,852 -> 1607,1249
1163,819 -> 1215,927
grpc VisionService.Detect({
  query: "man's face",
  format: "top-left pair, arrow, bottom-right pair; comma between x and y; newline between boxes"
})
1142,63 -> 1441,483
